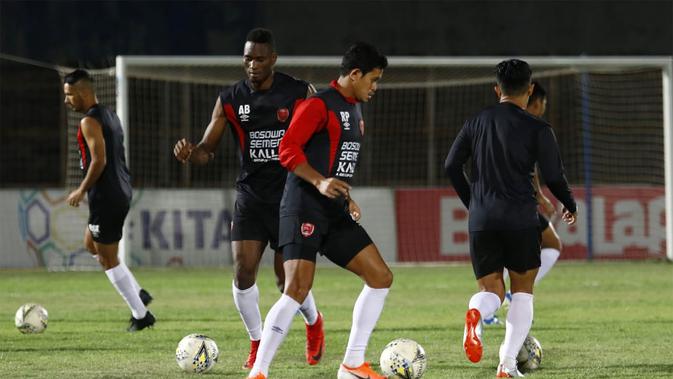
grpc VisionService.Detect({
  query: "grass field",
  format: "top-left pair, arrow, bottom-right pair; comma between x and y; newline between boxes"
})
1,261 -> 672,378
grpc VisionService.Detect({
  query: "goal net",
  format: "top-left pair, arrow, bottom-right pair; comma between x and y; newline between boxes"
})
5,54 -> 669,269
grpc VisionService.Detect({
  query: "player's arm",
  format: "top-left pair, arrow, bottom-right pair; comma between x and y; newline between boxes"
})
67,117 -> 106,207
537,126 -> 577,224
279,97 -> 351,199
533,166 -> 555,217
444,122 -> 472,208
173,97 -> 226,165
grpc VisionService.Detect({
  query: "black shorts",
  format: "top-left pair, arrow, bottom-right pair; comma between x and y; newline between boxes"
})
279,214 -> 373,267
469,228 -> 541,279
538,213 -> 550,232
231,193 -> 280,250
88,200 -> 129,244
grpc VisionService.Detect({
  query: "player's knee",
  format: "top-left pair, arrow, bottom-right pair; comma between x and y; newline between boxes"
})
233,272 -> 256,290
367,267 -> 393,289
284,283 -> 310,303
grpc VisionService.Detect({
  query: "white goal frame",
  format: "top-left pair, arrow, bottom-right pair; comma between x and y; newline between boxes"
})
116,55 -> 673,262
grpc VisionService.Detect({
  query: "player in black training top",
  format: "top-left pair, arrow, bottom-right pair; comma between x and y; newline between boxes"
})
247,42 -> 391,379
63,69 -> 154,332
172,28 -> 323,369
445,59 -> 577,377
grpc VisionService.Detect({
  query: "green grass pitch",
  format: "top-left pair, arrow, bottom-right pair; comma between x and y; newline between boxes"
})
1,261 -> 672,378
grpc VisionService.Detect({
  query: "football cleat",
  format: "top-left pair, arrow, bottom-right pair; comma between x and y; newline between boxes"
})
338,362 -> 386,379
496,363 -> 524,377
246,373 -> 266,379
463,308 -> 483,363
305,312 -> 325,365
243,339 -> 260,369
127,310 -> 155,332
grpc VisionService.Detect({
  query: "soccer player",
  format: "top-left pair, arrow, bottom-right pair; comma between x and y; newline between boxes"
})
63,69 -> 155,332
482,81 -> 563,326
246,42 -> 391,379
445,59 -> 577,377
172,28 -> 324,369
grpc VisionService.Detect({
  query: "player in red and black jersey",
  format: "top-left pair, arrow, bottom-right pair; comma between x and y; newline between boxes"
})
247,43 -> 391,379
172,28 -> 323,369
64,69 -> 155,332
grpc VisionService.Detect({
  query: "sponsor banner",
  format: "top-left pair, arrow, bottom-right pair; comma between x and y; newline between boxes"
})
396,186 -> 666,262
2,188 -> 396,268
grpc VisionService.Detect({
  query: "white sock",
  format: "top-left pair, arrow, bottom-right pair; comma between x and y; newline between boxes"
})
105,264 -> 147,319
535,248 -> 560,284
119,263 -> 141,294
469,291 -> 501,321
232,282 -> 262,341
500,292 -> 534,368
249,294 -> 301,377
299,290 -> 319,325
343,285 -> 390,368
503,268 -> 510,282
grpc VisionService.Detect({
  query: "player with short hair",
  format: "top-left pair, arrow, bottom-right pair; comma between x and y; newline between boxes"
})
64,69 -> 155,332
445,59 -> 577,377
172,28 -> 324,369
246,42 -> 391,379
482,81 -> 564,326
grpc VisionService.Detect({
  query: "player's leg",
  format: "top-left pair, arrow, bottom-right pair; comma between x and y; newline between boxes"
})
266,205 -> 323,365
247,249 -> 317,379
232,240 -> 267,368
321,221 -> 390,379
463,231 -> 505,363
336,243 -> 391,379
91,231 -> 153,331
272,247 -> 323,365
85,226 -> 153,307
535,221 -> 562,284
497,228 -> 540,377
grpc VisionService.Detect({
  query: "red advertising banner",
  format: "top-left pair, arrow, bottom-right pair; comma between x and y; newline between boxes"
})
395,186 -> 666,262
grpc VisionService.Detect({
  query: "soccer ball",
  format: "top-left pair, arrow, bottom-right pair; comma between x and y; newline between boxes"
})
379,338 -> 427,379
175,334 -> 219,373
15,303 -> 48,334
516,335 -> 543,371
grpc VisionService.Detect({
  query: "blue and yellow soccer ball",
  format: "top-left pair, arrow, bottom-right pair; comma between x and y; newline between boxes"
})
175,334 -> 219,373
380,338 -> 427,379
517,335 -> 543,371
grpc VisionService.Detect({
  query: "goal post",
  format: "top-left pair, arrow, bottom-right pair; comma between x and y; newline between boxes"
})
113,55 -> 672,265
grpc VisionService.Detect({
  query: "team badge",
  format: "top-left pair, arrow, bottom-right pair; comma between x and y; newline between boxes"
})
300,222 -> 315,237
277,108 -> 290,122
359,120 -> 365,135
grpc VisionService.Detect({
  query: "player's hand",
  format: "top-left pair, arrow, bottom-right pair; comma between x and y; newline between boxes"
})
539,196 -> 556,218
316,177 -> 351,199
66,188 -> 86,207
348,198 -> 361,222
173,138 -> 195,163
562,208 -> 577,225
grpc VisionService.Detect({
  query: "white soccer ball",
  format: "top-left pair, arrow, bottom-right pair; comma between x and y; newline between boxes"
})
15,303 -> 48,334
379,338 -> 427,379
517,335 -> 543,371
175,334 -> 219,373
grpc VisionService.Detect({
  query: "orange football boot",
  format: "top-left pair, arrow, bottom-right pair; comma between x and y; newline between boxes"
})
305,312 -> 325,365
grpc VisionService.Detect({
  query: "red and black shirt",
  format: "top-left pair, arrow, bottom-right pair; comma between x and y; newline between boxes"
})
279,80 -> 365,218
219,71 -> 310,203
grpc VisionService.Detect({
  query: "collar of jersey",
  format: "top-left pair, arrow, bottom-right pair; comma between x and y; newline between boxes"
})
330,80 -> 358,105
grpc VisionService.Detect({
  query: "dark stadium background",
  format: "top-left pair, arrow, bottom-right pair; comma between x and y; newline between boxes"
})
1,0 -> 671,187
